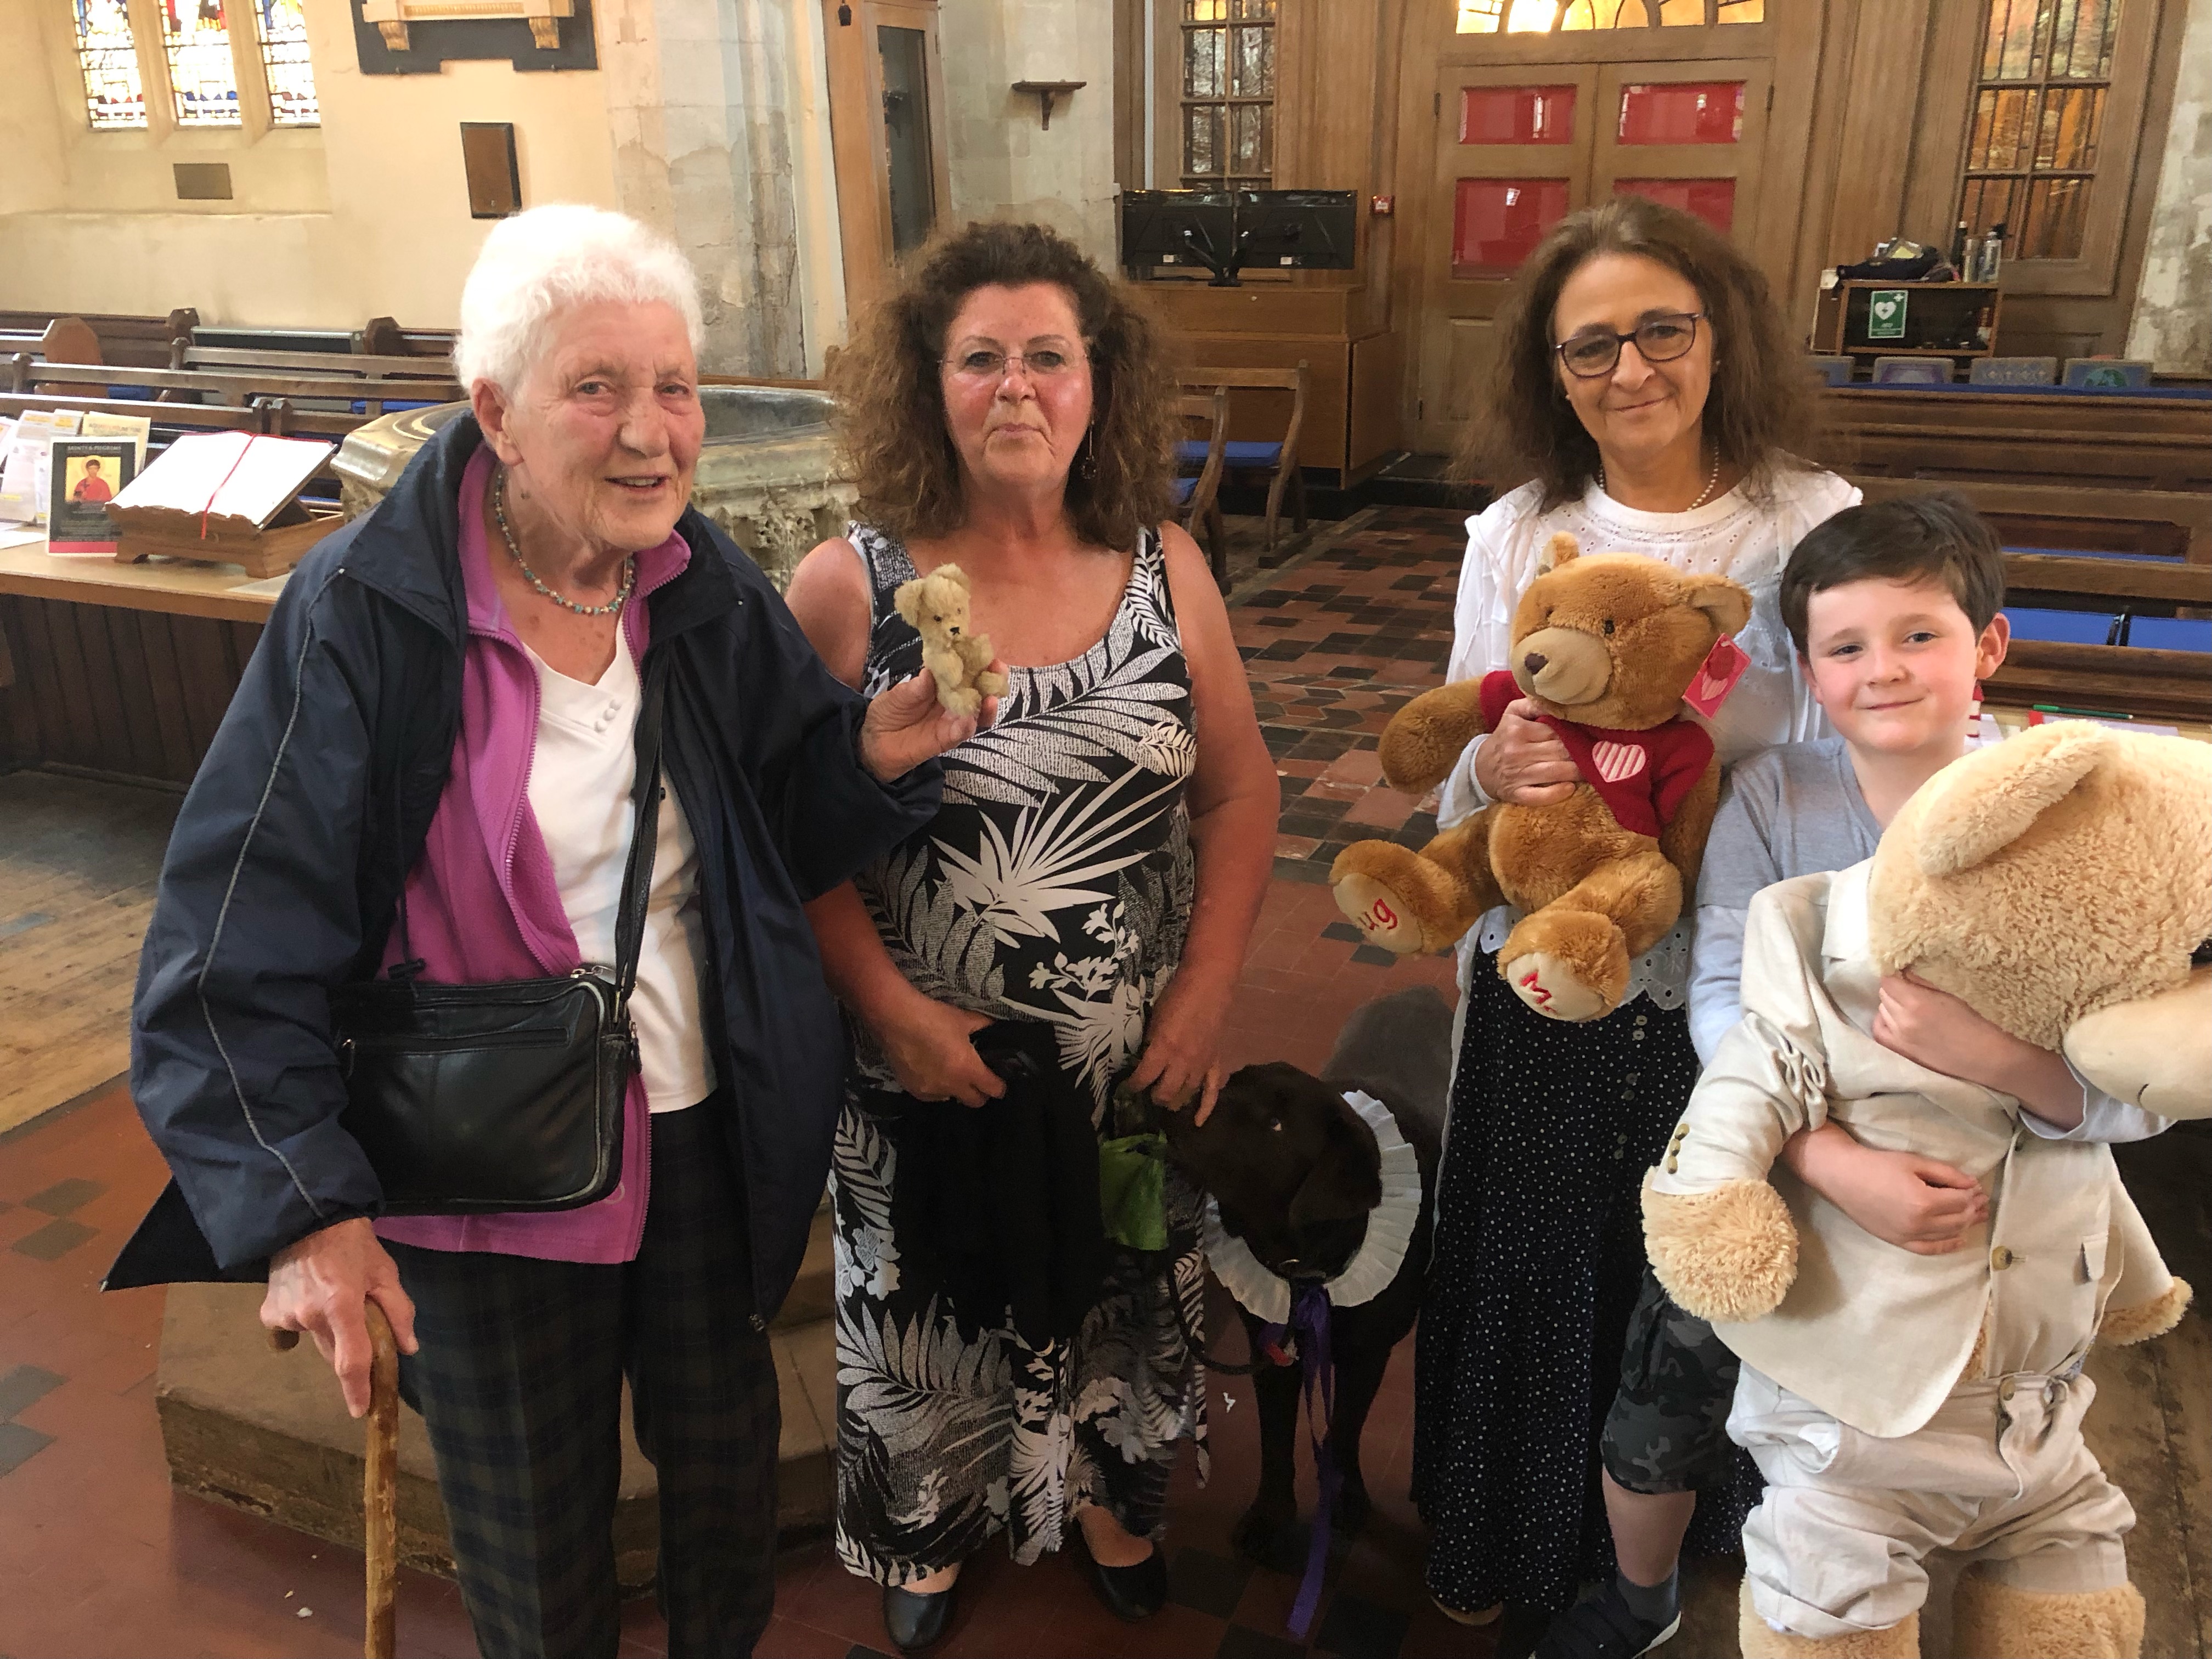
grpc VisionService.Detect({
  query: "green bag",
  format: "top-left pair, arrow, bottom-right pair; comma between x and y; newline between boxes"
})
1097,1132 -> 1169,1252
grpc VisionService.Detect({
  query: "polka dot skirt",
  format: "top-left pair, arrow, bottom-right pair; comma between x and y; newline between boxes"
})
1412,954 -> 1697,1616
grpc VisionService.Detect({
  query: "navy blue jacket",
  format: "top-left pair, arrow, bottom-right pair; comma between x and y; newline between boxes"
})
126,414 -> 936,1317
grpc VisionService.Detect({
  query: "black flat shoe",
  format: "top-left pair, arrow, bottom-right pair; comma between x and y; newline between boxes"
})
882,1581 -> 957,1653
1071,1531 -> 1167,1622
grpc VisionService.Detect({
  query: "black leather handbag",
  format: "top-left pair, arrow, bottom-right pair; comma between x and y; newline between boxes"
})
330,651 -> 670,1215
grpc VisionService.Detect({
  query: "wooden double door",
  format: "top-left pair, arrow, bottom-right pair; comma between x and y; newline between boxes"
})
1406,8 -> 1822,455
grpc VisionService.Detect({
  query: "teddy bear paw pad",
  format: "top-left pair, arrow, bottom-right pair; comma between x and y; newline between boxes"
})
1502,952 -> 1610,1021
1332,872 -> 1427,955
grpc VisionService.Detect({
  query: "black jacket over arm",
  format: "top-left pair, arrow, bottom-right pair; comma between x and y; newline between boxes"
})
121,414 -> 938,1318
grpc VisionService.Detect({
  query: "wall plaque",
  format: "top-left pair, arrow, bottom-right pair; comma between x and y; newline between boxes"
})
348,0 -> 597,72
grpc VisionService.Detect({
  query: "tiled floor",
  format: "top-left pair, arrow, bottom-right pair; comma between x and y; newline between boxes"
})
0,507 -> 1469,1659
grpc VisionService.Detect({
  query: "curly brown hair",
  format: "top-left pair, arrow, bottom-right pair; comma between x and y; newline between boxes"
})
1462,196 -> 1817,510
829,220 -> 1181,550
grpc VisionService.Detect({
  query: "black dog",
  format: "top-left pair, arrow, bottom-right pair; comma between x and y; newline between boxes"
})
1161,986 -> 1450,1571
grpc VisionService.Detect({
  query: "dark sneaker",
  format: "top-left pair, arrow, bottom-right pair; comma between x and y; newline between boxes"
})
1531,1581 -> 1680,1659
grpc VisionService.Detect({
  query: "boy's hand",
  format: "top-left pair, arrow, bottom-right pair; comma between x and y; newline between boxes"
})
1781,1121 -> 1987,1254
1873,972 -> 2086,1128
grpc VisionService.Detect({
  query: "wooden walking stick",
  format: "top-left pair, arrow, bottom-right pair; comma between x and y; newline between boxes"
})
268,1302 -> 401,1659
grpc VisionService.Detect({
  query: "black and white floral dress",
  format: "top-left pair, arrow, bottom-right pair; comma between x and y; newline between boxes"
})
831,524 -> 1209,1586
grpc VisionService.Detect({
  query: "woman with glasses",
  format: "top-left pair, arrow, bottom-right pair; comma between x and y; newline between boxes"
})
1408,196 -> 1858,1654
784,220 -> 1278,1652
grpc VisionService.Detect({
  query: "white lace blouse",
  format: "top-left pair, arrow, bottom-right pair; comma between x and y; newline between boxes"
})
1438,463 -> 1862,1008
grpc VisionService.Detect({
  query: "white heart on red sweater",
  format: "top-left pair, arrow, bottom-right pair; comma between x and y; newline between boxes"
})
1590,740 -> 1647,783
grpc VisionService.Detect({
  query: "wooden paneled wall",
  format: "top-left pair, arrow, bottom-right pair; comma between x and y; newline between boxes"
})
0,597 -> 256,788
1124,0 -> 2191,461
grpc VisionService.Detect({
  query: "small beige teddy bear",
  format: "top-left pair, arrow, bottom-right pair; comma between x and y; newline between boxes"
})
894,562 -> 1008,718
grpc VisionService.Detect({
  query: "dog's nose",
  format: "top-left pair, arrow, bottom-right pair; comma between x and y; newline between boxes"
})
1522,651 -> 1548,676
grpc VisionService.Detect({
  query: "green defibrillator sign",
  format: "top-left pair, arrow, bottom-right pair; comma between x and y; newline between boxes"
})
1865,289 -> 1909,341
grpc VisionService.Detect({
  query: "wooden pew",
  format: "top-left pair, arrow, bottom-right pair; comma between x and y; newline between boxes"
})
358,317 -> 461,359
1850,476 -> 2211,720
0,308 -> 198,370
1821,385 -> 2212,442
5,356 -> 462,416
176,344 -> 458,383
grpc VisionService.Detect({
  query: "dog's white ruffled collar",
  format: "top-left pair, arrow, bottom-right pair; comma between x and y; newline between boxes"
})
1203,1089 -> 1422,1323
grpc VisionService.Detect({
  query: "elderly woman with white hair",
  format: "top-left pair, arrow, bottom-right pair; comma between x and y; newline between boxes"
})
122,205 -> 981,1658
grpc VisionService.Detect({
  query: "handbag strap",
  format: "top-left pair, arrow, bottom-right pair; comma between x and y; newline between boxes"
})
380,639 -> 673,994
610,646 -> 673,1008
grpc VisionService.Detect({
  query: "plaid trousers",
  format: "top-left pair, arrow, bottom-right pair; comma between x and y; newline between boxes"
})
390,1093 -> 780,1659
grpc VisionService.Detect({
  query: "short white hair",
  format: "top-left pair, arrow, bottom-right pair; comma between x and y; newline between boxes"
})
455,204 -> 704,394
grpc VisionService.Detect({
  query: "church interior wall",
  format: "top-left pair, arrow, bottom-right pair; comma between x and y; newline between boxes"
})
2126,0 -> 2212,372
936,0 -> 1119,268
0,0 -> 620,330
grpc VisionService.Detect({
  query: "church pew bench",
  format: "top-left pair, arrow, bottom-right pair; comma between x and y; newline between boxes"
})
5,358 -> 462,416
0,308 -> 198,370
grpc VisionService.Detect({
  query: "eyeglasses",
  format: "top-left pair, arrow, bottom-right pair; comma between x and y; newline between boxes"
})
942,348 -> 1084,381
1554,312 -> 1705,379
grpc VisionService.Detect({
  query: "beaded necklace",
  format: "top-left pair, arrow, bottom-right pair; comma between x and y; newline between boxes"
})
492,467 -> 636,617
1599,439 -> 1724,512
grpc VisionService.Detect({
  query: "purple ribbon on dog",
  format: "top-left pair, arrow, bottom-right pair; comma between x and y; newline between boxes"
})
1260,1278 -> 1338,1639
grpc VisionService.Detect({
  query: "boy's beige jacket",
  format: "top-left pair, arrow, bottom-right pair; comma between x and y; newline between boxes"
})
1647,860 -> 2175,1440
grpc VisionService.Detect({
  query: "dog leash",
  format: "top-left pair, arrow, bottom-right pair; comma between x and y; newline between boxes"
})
1169,1274 -> 1340,1640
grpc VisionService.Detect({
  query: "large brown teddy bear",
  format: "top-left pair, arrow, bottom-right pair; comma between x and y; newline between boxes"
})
1329,533 -> 1752,1022
1644,723 -> 2210,1659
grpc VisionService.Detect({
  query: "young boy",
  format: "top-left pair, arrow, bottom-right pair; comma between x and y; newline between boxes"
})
1534,492 -> 2166,1659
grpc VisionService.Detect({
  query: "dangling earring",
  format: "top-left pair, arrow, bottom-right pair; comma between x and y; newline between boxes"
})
1076,425 -> 1099,482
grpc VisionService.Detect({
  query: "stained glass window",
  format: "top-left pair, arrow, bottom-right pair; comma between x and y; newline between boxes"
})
74,0 -> 148,130
252,0 -> 318,127
1458,0 -> 1762,30
1181,0 -> 1274,189
161,0 -> 242,127
1959,0 -> 2121,259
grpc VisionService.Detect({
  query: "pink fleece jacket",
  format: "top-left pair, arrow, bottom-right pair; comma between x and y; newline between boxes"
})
373,448 -> 689,1264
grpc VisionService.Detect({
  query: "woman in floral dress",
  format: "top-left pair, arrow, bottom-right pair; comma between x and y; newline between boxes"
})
786,221 -> 1278,1652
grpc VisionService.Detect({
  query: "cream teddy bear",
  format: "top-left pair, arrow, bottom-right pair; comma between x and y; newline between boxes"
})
895,563 -> 1008,718
1644,723 -> 2209,1659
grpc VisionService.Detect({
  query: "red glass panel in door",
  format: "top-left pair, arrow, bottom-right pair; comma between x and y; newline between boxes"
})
1617,81 -> 1744,143
1459,84 -> 1577,144
1454,178 -> 1571,274
1615,178 -> 1736,233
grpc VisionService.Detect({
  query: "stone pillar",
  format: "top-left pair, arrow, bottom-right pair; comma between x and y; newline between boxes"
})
938,0 -> 1118,265
2124,0 -> 2212,374
599,0 -> 843,376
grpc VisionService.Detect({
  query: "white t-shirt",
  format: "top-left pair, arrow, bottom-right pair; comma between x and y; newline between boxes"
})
522,629 -> 716,1113
1440,462 -> 1862,1005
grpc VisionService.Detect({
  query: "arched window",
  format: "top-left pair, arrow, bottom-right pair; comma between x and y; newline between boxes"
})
252,0 -> 319,126
161,0 -> 242,127
67,0 -> 317,133
72,0 -> 147,129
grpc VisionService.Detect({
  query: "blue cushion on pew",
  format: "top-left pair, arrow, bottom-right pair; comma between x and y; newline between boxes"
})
1171,476 -> 1197,505
2127,617 -> 2212,653
2003,607 -> 2120,645
2006,545 -> 2186,565
106,385 -> 155,400
349,398 -> 441,415
1177,439 -> 1284,467
1860,381 -> 2212,400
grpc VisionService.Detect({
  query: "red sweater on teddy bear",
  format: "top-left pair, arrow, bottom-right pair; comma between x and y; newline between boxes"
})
1477,669 -> 1711,838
